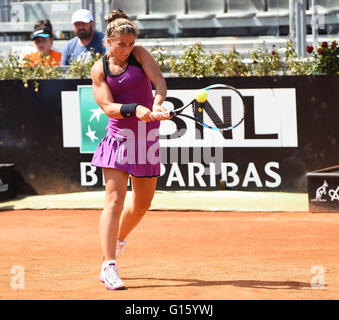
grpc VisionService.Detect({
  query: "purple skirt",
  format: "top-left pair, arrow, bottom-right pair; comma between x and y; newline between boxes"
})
91,132 -> 160,178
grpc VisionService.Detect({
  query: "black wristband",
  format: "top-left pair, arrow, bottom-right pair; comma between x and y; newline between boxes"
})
120,103 -> 138,118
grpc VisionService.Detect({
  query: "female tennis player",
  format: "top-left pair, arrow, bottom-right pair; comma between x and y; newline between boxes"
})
90,9 -> 169,290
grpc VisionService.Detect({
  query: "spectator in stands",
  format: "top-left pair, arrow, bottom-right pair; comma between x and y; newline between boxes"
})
61,9 -> 106,65
20,20 -> 52,61
23,21 -> 61,67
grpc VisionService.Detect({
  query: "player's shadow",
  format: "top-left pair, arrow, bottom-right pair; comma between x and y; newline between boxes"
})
124,277 -> 318,290
0,205 -> 15,210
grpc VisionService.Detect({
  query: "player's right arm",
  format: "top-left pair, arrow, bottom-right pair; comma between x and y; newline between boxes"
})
91,60 -> 124,119
91,60 -> 155,121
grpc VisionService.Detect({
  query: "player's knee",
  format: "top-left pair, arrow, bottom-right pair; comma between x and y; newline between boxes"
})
105,197 -> 125,211
133,201 -> 151,216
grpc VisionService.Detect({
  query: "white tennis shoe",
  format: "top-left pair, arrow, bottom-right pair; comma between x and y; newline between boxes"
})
100,260 -> 125,290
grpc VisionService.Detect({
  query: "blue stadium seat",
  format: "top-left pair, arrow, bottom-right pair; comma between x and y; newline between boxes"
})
136,0 -> 186,36
138,0 -> 186,20
177,0 -> 223,20
111,0 -> 146,20
308,0 -> 339,15
216,0 -> 265,29
0,1 -> 82,34
217,0 -> 265,19
176,0 -> 223,30
256,0 -> 290,18
0,1 -> 10,23
305,0 -> 339,28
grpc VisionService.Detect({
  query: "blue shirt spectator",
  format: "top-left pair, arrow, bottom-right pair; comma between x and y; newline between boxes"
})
61,9 -> 106,65
61,30 -> 106,65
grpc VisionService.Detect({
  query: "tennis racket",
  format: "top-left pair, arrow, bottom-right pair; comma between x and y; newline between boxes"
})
168,84 -> 246,131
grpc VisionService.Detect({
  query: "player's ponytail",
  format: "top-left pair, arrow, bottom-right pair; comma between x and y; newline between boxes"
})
107,9 -> 129,24
106,9 -> 138,38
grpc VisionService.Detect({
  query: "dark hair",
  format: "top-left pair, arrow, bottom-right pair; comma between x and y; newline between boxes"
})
34,20 -> 53,37
106,9 -> 138,38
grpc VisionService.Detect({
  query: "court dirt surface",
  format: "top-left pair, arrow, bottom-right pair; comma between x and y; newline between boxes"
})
0,209 -> 338,300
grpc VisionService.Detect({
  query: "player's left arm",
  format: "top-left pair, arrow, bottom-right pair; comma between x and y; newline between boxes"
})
132,44 -> 169,116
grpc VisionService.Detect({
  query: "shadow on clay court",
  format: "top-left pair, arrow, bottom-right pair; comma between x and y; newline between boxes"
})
0,205 -> 15,211
124,277 -> 317,290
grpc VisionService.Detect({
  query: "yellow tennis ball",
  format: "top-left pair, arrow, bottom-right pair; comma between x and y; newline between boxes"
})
195,89 -> 208,103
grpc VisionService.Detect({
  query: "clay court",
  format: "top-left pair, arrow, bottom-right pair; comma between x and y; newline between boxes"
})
0,208 -> 338,300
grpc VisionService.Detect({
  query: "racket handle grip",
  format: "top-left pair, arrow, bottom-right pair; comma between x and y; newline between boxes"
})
169,110 -> 176,117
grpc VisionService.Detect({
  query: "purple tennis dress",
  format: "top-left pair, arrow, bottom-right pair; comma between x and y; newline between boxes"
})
91,52 -> 160,177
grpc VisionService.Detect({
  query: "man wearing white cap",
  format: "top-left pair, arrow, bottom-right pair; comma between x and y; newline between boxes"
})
61,9 -> 106,65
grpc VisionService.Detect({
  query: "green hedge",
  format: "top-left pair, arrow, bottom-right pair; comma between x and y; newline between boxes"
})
0,39 -> 338,91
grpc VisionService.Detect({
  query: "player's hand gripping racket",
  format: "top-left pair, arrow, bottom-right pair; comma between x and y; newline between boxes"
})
169,84 -> 246,131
